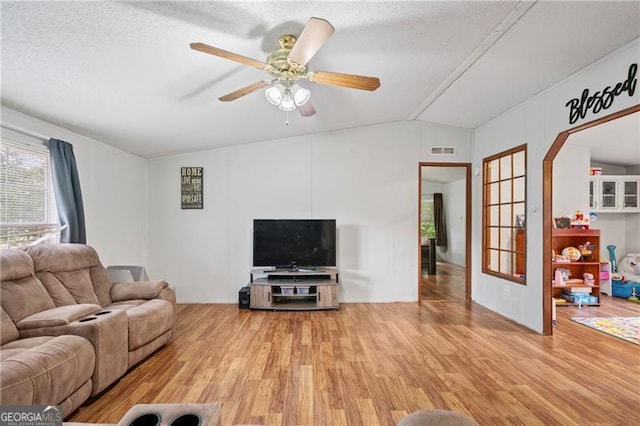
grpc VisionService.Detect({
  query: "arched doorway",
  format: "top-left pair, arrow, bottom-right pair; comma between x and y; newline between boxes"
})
542,104 -> 640,335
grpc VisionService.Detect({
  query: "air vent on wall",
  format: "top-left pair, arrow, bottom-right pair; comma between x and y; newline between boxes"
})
430,146 -> 456,155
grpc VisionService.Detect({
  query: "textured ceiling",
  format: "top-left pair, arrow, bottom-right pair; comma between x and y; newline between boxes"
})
1,1 -> 639,158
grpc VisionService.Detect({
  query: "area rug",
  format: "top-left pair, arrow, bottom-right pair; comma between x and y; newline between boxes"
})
571,317 -> 640,346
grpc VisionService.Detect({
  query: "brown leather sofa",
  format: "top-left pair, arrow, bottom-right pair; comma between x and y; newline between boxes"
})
0,244 -> 176,413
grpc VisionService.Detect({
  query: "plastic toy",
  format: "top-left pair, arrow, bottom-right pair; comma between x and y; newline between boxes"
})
606,245 -> 618,272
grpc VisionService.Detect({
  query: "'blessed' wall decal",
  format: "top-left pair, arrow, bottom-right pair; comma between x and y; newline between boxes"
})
565,63 -> 637,125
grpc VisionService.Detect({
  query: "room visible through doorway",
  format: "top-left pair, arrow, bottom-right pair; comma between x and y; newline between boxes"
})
418,163 -> 471,303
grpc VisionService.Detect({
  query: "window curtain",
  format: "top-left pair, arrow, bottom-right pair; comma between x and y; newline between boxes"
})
48,139 -> 86,243
434,193 -> 447,249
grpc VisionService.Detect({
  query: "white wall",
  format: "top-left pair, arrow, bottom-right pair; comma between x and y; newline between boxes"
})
593,214 -> 628,265
626,214 -> 640,254
590,161 -> 627,174
147,121 -> 471,303
553,143 -> 590,217
472,38 -> 640,332
1,106 -> 149,267
442,178 -> 466,266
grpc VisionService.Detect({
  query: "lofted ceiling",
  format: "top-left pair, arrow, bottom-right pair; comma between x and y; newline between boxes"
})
1,1 -> 639,159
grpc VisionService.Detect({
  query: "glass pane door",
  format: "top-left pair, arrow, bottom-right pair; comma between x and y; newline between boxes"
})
623,180 -> 638,208
600,180 -> 617,208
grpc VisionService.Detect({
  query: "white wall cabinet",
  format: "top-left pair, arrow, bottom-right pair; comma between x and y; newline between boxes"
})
590,175 -> 640,213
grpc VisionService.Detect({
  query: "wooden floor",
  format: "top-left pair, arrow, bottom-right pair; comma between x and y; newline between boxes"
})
421,261 -> 466,301
69,266 -> 640,426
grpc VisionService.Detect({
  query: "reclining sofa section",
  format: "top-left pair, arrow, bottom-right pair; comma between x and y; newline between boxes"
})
0,244 -> 176,413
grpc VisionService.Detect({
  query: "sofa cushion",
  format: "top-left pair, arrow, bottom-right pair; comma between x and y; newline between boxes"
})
51,269 -> 101,305
1,336 -> 53,361
0,334 -> 95,405
0,250 -> 34,281
25,244 -> 112,307
15,304 -> 102,331
1,307 -> 19,345
1,275 -> 56,323
90,266 -> 113,307
122,299 -> 174,350
106,299 -> 147,310
37,272 -> 78,306
111,280 -> 168,302
25,243 -> 102,272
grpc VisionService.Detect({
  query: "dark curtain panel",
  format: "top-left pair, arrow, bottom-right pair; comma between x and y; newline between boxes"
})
49,139 -> 86,243
434,193 -> 447,249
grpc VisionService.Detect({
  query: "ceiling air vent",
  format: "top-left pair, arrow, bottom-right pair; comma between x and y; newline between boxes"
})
430,146 -> 456,155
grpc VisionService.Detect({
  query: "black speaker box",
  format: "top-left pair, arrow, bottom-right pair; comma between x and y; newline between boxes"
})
238,286 -> 250,309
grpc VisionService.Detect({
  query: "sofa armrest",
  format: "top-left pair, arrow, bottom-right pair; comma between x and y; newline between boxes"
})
110,280 -> 169,302
16,304 -> 102,331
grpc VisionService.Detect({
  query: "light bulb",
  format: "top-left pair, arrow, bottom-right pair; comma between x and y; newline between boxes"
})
279,91 -> 296,111
291,85 -> 310,106
265,84 -> 284,105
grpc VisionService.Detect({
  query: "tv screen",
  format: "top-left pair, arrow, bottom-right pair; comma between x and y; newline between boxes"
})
253,219 -> 336,268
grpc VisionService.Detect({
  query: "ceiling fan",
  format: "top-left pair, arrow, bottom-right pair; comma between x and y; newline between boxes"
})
190,17 -> 381,117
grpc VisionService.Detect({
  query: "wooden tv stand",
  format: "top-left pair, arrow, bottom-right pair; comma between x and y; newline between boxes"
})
249,269 -> 339,311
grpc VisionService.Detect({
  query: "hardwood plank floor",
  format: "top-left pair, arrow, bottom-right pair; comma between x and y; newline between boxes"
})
70,272 -> 640,426
421,261 -> 466,301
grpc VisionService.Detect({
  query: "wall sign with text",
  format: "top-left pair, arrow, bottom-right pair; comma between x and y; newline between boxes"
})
565,63 -> 637,125
181,167 -> 203,209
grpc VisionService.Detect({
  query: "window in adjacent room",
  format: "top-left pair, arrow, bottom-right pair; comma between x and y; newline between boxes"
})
420,195 -> 436,242
0,139 -> 59,248
482,144 -> 527,284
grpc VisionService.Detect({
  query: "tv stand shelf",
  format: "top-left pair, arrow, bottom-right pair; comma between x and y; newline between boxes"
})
249,269 -> 339,311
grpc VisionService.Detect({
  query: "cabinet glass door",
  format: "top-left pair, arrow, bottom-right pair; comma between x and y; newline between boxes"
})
623,180 -> 639,208
589,179 -> 596,209
600,179 -> 617,208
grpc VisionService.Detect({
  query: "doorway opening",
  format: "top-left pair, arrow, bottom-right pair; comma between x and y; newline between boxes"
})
418,163 -> 472,303
542,104 -> 640,335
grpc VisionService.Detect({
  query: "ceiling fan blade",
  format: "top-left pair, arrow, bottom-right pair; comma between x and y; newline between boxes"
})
190,42 -> 266,70
298,101 -> 317,117
219,81 -> 270,102
309,71 -> 380,91
287,17 -> 335,66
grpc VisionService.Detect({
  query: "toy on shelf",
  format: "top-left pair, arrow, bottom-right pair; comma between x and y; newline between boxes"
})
578,242 -> 597,261
561,246 -> 582,262
570,210 -> 590,229
583,273 -> 595,285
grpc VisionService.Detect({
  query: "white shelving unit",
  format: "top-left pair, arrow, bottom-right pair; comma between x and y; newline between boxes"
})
600,260 -> 612,296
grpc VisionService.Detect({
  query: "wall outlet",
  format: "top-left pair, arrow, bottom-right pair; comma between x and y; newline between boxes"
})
504,285 -> 511,296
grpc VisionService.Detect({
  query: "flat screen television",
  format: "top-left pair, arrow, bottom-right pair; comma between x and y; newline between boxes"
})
253,219 -> 336,268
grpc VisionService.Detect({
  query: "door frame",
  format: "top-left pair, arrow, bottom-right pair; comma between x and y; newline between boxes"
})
542,104 -> 640,335
418,162 -> 472,303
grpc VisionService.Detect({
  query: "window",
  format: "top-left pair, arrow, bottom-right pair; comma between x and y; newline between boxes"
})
482,144 -> 526,284
0,139 -> 59,248
420,196 -> 436,241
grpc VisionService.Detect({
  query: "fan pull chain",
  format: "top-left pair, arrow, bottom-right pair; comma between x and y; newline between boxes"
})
286,110 -> 290,126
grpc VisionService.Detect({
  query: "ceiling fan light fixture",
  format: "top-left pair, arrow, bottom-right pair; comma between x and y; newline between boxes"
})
265,84 -> 284,105
291,84 -> 311,106
279,91 -> 296,111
